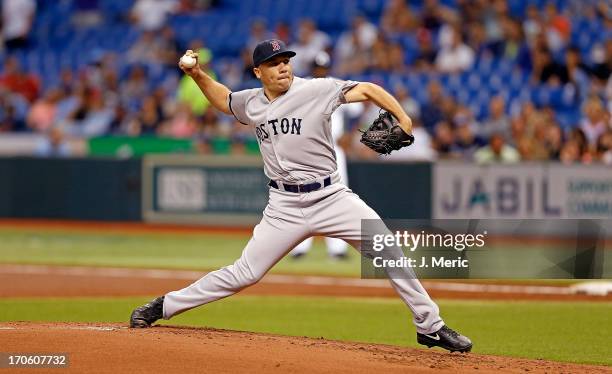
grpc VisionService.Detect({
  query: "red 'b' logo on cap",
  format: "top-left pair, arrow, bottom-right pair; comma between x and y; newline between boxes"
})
270,40 -> 281,51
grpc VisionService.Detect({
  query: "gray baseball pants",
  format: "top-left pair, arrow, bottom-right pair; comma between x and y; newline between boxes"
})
163,175 -> 444,334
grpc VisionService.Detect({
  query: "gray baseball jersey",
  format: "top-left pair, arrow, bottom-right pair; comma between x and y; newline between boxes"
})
162,75 -> 444,335
228,76 -> 356,183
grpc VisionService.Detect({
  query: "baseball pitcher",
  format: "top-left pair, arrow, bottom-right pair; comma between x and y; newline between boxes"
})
130,39 -> 472,353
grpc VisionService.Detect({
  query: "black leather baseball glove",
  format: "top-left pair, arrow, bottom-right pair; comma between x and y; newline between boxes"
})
360,110 -> 415,155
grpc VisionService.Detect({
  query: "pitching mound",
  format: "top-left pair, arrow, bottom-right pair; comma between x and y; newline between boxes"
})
0,322 -> 609,373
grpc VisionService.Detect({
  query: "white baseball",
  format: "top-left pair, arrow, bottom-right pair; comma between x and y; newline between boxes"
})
180,55 -> 196,68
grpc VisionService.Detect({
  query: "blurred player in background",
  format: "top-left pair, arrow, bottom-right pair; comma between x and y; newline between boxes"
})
289,52 -> 364,260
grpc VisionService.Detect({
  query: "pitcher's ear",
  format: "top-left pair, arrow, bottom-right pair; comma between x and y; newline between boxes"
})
253,67 -> 261,79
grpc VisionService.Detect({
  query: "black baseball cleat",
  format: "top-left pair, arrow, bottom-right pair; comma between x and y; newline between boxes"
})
417,325 -> 472,353
130,296 -> 164,328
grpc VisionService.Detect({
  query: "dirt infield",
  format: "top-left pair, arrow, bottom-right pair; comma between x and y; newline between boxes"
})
1,322 -> 609,374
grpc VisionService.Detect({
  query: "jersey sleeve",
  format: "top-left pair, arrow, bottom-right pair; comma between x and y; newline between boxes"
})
228,89 -> 255,125
317,78 -> 360,116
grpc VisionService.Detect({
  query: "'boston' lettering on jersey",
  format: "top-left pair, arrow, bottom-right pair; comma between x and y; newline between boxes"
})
255,117 -> 302,142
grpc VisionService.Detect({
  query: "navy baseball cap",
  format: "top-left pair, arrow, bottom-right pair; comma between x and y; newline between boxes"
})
252,39 -> 296,67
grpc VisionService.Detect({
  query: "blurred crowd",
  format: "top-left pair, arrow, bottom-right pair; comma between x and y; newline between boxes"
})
0,0 -> 611,164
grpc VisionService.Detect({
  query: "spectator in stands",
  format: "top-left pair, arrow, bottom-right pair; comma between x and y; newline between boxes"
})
107,105 -> 131,135
421,0 -> 457,32
432,120 -> 455,159
590,40 -> 612,87
456,0 -> 484,24
73,93 -> 115,137
566,46 -> 592,96
161,102 -> 198,138
474,133 -> 520,163
84,52 -> 120,102
120,65 -> 150,109
380,0 -> 417,35
27,88 -> 62,133
130,0 -> 178,31
394,84 -> 420,120
515,129 -> 549,161
596,130 -> 612,164
567,128 -> 589,161
481,95 -> 512,142
193,108 -> 220,153
388,42 -> 408,74
0,57 -> 40,103
594,1 -> 612,21
369,34 -> 392,73
440,95 -> 459,126
35,127 -> 71,157
61,84 -> 93,132
420,80 -> 446,133
134,95 -> 162,136
543,3 -> 571,54
275,21 -> 292,45
157,26 -> 181,69
289,19 -> 331,76
453,105 -> 480,130
500,17 -> 528,62
518,27 -> 543,73
247,19 -> 276,53
2,0 -> 36,51
55,82 -> 85,126
559,139 -> 582,164
238,47 -> 257,82
413,28 -> 437,72
466,22 -> 490,57
580,97 -> 609,148
128,31 -> 164,65
58,69 -> 76,97
435,26 -> 475,73
218,48 -> 256,90
522,4 -> 542,48
352,15 -> 378,49
533,47 -> 569,85
127,26 -> 179,69
451,117 -> 485,161
481,0 -> 509,56
0,96 -> 25,132
543,123 -> 564,160
335,16 -> 376,75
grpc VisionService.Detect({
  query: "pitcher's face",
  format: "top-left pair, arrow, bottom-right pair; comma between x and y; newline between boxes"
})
254,55 -> 294,95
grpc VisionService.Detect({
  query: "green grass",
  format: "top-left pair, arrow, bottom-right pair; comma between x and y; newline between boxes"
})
0,296 -> 609,366
0,228 -> 362,276
0,228 -> 599,282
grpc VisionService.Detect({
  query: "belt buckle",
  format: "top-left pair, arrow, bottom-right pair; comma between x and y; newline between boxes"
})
296,181 -> 306,193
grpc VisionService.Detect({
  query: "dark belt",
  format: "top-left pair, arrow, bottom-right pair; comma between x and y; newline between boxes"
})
268,176 -> 331,193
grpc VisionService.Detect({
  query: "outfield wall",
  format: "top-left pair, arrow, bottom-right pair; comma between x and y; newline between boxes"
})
0,157 -> 141,221
433,163 -> 612,219
0,156 -> 430,223
1,156 -> 611,225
